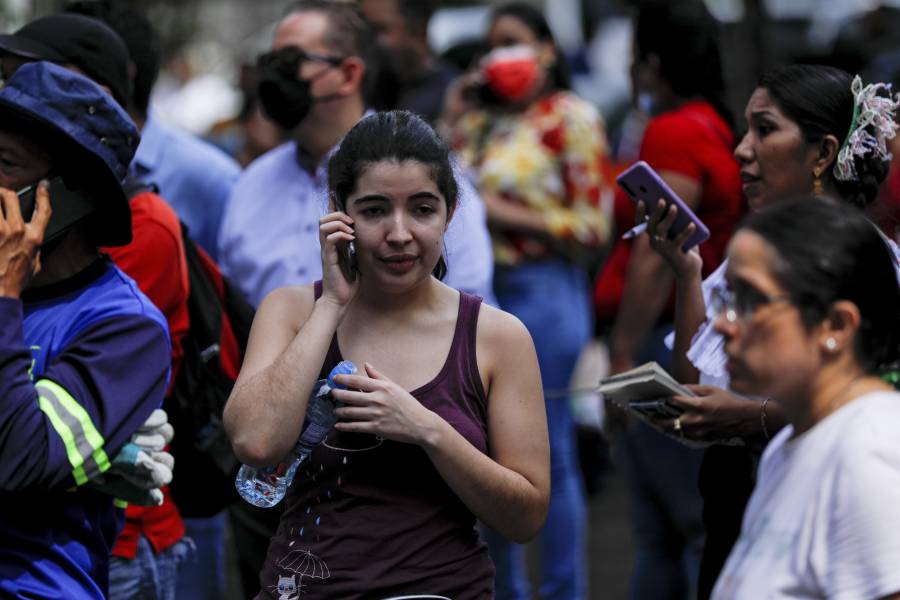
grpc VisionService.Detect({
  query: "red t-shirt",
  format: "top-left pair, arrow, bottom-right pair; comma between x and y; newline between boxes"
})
868,155 -> 900,239
103,190 -> 189,558
594,100 -> 744,325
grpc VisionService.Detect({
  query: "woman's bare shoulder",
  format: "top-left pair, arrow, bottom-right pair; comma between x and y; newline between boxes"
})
257,284 -> 317,330
476,302 -> 535,354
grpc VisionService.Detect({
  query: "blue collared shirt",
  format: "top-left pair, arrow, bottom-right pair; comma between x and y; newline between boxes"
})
134,114 -> 241,261
218,139 -> 495,307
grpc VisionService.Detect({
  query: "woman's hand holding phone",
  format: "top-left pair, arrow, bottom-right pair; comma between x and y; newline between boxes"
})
638,199 -> 703,280
319,211 -> 359,307
0,182 -> 51,298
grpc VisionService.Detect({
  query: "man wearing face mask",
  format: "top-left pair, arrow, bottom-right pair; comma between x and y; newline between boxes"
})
217,0 -> 495,310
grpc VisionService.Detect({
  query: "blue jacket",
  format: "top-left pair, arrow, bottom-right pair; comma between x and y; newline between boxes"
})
0,258 -> 170,599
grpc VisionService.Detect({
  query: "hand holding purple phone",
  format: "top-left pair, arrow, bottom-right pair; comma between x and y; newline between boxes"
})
616,161 -> 710,252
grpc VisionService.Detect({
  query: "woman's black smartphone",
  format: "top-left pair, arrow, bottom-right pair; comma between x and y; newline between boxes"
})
338,240 -> 357,283
17,176 -> 96,244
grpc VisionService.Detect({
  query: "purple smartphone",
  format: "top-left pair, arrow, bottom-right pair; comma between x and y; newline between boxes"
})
616,161 -> 710,251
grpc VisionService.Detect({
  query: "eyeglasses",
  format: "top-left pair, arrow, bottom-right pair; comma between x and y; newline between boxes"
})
710,286 -> 792,325
257,46 -> 344,76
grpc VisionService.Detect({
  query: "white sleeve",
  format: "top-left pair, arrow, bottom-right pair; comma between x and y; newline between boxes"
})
442,175 -> 497,306
664,261 -> 731,386
818,428 -> 900,599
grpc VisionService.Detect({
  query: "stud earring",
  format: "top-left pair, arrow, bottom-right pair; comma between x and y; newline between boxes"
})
825,337 -> 837,351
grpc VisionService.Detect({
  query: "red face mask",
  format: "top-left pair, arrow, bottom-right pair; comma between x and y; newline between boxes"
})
482,45 -> 541,103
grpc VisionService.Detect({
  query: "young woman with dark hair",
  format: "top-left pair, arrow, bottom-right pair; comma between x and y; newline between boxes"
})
223,110 -> 550,599
639,63 -> 900,597
709,197 -> 900,599
441,2 -> 610,597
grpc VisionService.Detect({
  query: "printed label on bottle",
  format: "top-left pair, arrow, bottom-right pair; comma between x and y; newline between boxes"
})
299,422 -> 331,447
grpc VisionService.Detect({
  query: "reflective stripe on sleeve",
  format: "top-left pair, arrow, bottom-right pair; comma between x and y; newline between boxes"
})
35,378 -> 110,485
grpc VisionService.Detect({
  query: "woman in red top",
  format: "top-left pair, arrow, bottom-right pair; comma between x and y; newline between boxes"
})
601,3 -> 743,599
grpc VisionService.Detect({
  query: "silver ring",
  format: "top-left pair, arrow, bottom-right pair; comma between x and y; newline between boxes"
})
652,235 -> 665,243
673,418 -> 683,435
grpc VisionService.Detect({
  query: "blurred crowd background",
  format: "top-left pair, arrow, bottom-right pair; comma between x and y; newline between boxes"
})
3,1 -> 899,598
4,0 -> 900,173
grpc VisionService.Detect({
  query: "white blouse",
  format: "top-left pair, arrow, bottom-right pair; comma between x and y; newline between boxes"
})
712,391 -> 900,599
666,236 -> 900,389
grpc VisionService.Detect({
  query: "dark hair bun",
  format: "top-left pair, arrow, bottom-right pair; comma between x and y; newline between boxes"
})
834,153 -> 890,209
833,83 -> 898,208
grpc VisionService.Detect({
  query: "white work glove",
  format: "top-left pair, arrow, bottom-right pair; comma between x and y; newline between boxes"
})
85,409 -> 175,506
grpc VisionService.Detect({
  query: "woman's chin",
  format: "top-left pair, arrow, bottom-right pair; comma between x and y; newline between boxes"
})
367,267 -> 432,292
725,362 -> 758,396
746,191 -> 768,212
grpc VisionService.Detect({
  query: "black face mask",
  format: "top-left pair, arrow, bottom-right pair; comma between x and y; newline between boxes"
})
257,47 -> 343,130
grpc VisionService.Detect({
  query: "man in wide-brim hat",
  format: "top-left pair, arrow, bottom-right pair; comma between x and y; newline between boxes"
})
0,60 -> 171,600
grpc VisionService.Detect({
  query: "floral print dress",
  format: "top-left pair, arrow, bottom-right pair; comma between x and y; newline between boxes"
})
450,90 -> 611,265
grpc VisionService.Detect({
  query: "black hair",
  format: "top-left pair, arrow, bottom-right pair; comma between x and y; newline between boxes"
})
327,110 -> 457,280
440,38 -> 489,73
65,1 -> 161,119
396,0 -> 437,36
742,196 -> 900,373
634,0 -> 732,129
489,2 -> 571,91
283,1 -> 377,99
758,64 -> 891,209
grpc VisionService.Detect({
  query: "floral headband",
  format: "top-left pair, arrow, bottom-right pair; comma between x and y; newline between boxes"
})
834,76 -> 900,182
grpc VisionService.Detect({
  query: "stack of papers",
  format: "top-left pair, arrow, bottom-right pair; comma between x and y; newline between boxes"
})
598,361 -> 694,406
599,362 -> 742,448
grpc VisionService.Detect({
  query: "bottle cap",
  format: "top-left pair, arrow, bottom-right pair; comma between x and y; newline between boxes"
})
327,360 -> 357,389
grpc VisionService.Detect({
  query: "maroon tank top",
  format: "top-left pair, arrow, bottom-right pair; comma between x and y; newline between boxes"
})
256,285 -> 494,599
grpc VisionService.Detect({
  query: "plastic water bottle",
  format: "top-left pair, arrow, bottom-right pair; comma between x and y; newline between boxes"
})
235,360 -> 357,507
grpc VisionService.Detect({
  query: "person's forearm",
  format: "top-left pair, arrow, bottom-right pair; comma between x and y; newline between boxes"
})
486,198 -> 607,253
225,299 -> 346,466
672,271 -> 706,384
609,241 -> 673,369
735,396 -> 789,450
0,303 -> 71,490
485,196 -> 551,239
421,416 -> 549,543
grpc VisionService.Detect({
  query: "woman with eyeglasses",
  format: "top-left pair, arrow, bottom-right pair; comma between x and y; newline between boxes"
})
638,64 -> 900,596
707,197 -> 900,599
